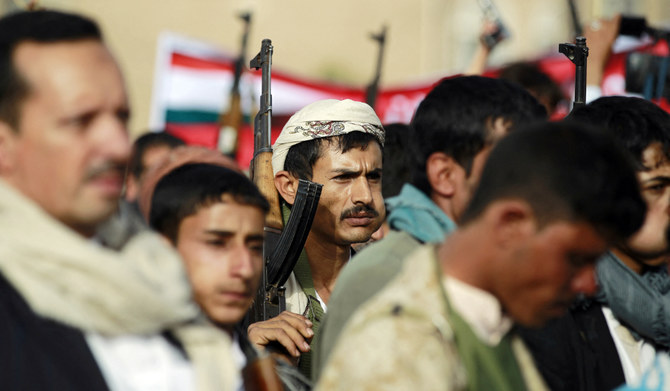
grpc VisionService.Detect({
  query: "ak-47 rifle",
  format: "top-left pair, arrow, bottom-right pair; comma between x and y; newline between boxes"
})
217,12 -> 252,157
247,39 -> 322,325
365,25 -> 387,110
559,36 -> 589,110
476,0 -> 509,50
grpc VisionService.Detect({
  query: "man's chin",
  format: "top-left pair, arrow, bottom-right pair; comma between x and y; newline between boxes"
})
68,203 -> 120,237
343,230 -> 379,246
208,308 -> 247,328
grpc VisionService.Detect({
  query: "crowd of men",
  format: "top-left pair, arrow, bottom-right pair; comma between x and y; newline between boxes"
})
1,8 -> 670,391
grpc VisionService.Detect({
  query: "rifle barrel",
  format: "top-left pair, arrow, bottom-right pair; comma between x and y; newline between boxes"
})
366,25 -> 386,109
250,39 -> 282,231
567,0 -> 583,37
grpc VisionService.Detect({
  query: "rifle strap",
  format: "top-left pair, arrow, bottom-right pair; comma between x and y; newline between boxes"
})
292,247 -> 324,380
280,202 -> 324,378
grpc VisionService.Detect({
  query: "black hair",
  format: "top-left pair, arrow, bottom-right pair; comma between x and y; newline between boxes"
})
149,163 -> 269,243
381,123 -> 413,198
128,132 -> 185,179
460,121 -> 646,243
284,131 -> 382,180
498,62 -> 565,113
568,96 -> 670,170
0,10 -> 102,128
410,75 -> 547,196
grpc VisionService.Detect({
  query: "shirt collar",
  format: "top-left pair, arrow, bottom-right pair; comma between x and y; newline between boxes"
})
442,276 -> 514,346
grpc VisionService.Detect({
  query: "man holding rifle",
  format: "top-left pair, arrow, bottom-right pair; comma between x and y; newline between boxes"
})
247,98 -> 385,378
313,76 -> 547,380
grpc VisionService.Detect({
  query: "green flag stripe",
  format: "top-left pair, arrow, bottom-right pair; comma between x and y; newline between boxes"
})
166,109 -> 219,124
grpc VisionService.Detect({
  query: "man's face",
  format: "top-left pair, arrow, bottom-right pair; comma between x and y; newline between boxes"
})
0,40 -> 130,237
309,142 -> 385,246
125,144 -> 173,203
175,198 -> 265,328
498,221 -> 607,327
450,146 -> 491,223
621,143 -> 670,268
449,118 -> 510,223
141,145 -> 173,175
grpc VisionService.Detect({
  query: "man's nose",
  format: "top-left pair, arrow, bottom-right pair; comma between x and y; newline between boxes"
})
351,177 -> 373,205
571,265 -> 598,296
232,245 -> 256,280
94,115 -> 131,163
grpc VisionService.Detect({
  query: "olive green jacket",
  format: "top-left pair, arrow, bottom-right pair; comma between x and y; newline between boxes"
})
315,245 -> 548,391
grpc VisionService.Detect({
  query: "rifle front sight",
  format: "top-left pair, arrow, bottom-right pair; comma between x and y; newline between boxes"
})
559,36 -> 589,109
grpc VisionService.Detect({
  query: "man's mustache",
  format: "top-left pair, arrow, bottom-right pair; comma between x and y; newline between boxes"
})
340,205 -> 379,220
84,161 -> 126,181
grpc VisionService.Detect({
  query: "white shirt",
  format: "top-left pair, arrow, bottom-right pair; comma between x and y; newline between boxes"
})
86,332 -> 194,391
602,306 -> 658,384
442,276 -> 514,346
231,333 -> 247,391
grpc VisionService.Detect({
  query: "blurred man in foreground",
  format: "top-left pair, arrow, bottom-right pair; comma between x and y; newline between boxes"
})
317,122 -> 646,390
0,10 -> 233,390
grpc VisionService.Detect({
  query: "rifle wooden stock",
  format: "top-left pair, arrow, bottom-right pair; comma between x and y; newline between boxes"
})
217,13 -> 251,156
238,324 -> 285,391
252,150 -> 283,230
217,92 -> 243,155
242,356 -> 283,391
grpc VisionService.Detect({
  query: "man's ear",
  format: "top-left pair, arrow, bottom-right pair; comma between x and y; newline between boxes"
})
159,233 -> 176,248
488,200 -> 537,249
426,152 -> 462,198
274,170 -> 299,205
0,121 -> 18,173
124,175 -> 139,203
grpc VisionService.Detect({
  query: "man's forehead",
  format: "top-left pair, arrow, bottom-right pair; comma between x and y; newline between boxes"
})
13,39 -> 121,96
539,220 -> 608,255
314,141 -> 382,171
14,39 -> 110,74
192,198 -> 265,229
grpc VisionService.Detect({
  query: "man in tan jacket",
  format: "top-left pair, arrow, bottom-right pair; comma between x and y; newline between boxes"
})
317,122 -> 646,390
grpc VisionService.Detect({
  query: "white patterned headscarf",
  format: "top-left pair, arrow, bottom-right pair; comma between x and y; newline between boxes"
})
271,99 -> 385,175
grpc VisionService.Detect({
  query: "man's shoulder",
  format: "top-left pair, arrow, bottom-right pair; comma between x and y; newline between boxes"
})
336,230 -> 421,290
351,229 -> 421,263
345,244 -> 449,336
314,233 -> 423,380
0,272 -> 110,389
317,246 -> 467,390
325,230 -> 422,318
